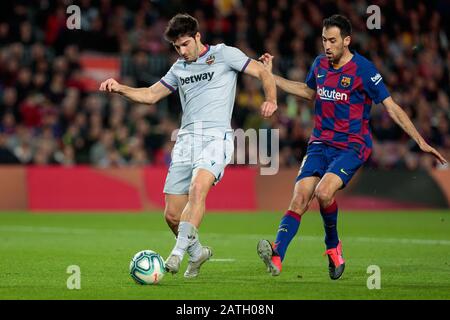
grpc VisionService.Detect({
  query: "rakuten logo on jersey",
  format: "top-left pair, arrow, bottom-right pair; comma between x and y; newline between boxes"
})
317,86 -> 348,102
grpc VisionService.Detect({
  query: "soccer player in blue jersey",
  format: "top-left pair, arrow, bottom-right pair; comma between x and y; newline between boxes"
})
100,13 -> 277,278
257,14 -> 446,280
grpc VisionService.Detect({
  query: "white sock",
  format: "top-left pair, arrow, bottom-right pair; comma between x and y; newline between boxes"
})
187,236 -> 203,261
170,221 -> 196,260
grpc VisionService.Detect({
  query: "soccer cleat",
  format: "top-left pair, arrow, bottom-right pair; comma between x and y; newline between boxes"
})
184,246 -> 213,278
164,254 -> 181,274
257,239 -> 282,276
324,240 -> 345,280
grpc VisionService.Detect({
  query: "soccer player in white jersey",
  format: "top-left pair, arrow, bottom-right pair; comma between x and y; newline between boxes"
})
100,13 -> 277,278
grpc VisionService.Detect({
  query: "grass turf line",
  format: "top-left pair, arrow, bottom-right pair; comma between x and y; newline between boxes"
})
0,211 -> 449,299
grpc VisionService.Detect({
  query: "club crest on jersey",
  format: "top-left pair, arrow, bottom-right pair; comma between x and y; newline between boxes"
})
340,76 -> 352,87
338,74 -> 354,89
206,55 -> 215,65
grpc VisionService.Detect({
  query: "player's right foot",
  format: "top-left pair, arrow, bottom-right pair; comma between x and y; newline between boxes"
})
257,239 -> 282,276
184,246 -> 213,278
164,254 -> 181,274
324,240 -> 345,280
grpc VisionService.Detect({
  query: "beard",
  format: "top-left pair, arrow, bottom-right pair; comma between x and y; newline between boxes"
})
326,49 -> 344,64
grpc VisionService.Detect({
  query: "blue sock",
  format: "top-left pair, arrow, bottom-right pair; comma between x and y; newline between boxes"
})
273,210 -> 301,261
320,200 -> 339,249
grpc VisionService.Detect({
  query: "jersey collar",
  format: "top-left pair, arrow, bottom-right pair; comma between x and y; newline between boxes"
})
198,44 -> 210,58
329,50 -> 356,72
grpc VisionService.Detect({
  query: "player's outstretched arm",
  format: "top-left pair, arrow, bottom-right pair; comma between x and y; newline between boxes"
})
259,53 -> 315,101
242,59 -> 278,118
383,96 -> 447,165
99,79 -> 171,104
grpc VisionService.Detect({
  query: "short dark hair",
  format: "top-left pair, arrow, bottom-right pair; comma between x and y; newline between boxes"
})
323,14 -> 352,38
164,13 -> 199,42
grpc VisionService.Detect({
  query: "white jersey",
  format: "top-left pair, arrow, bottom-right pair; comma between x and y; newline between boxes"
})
160,43 -> 251,137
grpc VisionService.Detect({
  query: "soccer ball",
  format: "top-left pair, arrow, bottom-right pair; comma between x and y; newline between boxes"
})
129,250 -> 166,285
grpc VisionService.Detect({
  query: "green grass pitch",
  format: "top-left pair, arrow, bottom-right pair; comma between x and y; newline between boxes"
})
0,210 -> 449,300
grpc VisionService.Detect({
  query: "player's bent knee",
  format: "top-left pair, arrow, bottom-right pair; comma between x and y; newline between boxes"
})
314,188 -> 334,207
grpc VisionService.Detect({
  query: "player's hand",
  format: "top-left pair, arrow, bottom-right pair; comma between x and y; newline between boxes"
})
419,143 -> 448,165
99,78 -> 121,93
258,53 -> 274,73
260,101 -> 277,118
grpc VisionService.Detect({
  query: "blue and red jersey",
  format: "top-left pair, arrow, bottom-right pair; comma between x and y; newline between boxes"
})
305,52 -> 390,161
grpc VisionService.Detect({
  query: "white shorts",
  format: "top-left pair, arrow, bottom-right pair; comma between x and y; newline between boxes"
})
163,132 -> 234,194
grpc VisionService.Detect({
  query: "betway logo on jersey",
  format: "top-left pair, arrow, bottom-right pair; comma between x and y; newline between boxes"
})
371,73 -> 382,85
317,86 -> 348,102
180,72 -> 214,85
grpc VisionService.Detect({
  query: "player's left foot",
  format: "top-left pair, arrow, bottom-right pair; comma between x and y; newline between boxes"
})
164,254 -> 181,274
324,240 -> 345,280
184,246 -> 213,278
257,239 -> 282,276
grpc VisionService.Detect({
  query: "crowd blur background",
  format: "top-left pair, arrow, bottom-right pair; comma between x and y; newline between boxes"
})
0,0 -> 449,170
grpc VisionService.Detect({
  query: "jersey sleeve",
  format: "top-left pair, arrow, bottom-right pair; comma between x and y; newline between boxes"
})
222,45 -> 251,72
159,65 -> 178,92
305,56 -> 320,90
362,63 -> 390,104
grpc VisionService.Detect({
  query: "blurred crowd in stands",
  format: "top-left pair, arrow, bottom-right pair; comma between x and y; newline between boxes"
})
0,0 -> 449,170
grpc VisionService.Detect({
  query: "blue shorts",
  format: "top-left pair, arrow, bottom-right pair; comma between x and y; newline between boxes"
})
296,142 -> 365,188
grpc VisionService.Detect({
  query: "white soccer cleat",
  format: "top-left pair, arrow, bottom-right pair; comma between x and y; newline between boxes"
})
184,246 -> 213,278
257,239 -> 281,276
164,254 -> 181,274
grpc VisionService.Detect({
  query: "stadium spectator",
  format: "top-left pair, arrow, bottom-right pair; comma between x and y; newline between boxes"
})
0,0 -> 448,170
